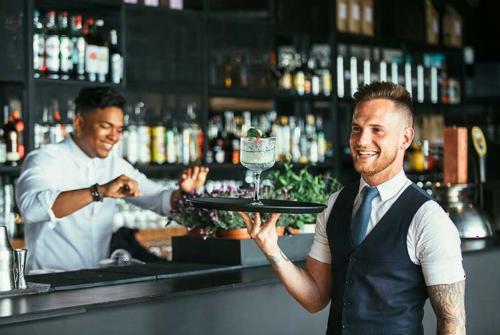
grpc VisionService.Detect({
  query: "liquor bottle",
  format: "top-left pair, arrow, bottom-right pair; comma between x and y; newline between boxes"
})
309,56 -> 321,96
294,54 -> 305,96
337,50 -> 345,98
350,56 -> 358,98
58,11 -> 73,80
316,116 -> 326,163
223,111 -> 236,163
85,18 -> 99,82
151,123 -> 166,165
71,15 -> 86,80
33,10 -> 46,78
95,19 -> 109,83
404,56 -> 413,97
165,121 -> 177,164
125,105 -> 139,164
212,124 -> 226,164
10,100 -> 25,160
109,30 -> 123,84
3,106 -> 20,166
45,11 -> 60,79
306,114 -> 318,163
136,103 -> 151,164
289,117 -> 301,163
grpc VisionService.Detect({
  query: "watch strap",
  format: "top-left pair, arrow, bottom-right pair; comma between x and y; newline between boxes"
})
90,183 -> 103,202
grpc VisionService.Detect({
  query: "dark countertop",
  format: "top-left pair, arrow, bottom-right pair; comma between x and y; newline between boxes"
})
0,238 -> 499,328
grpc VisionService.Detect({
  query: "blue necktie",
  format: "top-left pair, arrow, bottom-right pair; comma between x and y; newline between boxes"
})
352,186 -> 379,247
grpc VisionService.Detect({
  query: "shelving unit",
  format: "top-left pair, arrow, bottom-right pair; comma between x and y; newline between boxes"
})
0,0 -> 479,183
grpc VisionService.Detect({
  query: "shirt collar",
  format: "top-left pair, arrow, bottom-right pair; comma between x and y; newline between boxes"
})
359,170 -> 409,202
65,135 -> 100,169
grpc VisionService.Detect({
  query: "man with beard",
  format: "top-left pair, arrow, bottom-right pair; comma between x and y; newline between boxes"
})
239,82 -> 466,334
16,87 -> 208,273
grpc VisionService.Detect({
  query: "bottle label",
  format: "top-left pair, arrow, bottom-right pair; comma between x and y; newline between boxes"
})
45,35 -> 60,72
60,36 -> 73,74
99,46 -> 109,76
111,53 -> 123,84
86,44 -> 100,79
33,33 -> 45,72
75,37 -> 86,76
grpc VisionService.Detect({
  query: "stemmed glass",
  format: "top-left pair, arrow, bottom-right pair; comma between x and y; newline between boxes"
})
240,136 -> 276,205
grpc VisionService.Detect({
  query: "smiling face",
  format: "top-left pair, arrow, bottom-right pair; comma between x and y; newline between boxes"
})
349,98 -> 414,185
73,106 -> 124,158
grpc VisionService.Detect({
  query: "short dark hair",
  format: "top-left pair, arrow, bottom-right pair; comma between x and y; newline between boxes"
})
353,82 -> 414,126
74,87 -> 126,115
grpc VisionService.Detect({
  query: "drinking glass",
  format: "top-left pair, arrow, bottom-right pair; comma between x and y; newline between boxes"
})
240,136 -> 276,205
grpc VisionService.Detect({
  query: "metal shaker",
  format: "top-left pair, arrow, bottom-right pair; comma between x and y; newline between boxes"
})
14,249 -> 27,290
0,225 -> 15,292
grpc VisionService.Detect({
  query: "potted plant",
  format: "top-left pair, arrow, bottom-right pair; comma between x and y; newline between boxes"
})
264,163 -> 342,232
170,164 -> 341,237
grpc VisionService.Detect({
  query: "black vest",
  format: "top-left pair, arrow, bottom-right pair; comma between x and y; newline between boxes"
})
326,181 -> 431,335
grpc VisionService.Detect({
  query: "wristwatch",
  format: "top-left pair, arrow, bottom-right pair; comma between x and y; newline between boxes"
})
90,183 -> 103,202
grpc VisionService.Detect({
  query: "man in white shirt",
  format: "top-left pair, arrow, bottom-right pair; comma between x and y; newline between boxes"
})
16,87 -> 208,272
240,82 -> 466,334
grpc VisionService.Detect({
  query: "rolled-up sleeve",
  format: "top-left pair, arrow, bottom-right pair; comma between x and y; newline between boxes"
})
15,152 -> 64,227
308,191 -> 340,264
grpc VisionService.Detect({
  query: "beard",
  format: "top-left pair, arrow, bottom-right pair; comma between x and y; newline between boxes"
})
351,145 -> 399,177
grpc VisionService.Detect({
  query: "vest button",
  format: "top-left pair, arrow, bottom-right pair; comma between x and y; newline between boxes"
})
342,323 -> 350,329
343,301 -> 351,307
345,280 -> 353,286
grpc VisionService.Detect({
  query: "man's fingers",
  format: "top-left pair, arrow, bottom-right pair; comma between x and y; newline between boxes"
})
261,213 -> 281,234
192,166 -> 200,179
238,211 -> 253,231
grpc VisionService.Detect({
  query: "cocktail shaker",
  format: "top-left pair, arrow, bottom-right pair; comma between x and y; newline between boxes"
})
0,225 -> 15,292
14,249 -> 27,290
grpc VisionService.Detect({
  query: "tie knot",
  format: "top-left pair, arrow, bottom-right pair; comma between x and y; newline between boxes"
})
362,186 -> 379,202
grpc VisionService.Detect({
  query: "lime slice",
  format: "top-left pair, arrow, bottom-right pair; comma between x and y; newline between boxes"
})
246,128 -> 263,138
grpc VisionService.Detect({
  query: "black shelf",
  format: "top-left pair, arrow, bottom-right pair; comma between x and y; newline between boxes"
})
123,3 -> 203,17
209,87 -> 333,102
336,32 -> 463,54
34,77 -> 123,89
0,164 -> 22,176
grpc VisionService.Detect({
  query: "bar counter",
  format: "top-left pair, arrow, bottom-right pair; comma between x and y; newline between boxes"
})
0,240 -> 499,335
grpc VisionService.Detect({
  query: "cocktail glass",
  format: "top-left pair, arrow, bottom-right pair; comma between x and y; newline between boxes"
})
240,136 -> 276,205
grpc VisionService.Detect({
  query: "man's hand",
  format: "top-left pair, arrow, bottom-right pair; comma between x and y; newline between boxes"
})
99,174 -> 142,199
238,212 -> 281,256
178,166 -> 209,194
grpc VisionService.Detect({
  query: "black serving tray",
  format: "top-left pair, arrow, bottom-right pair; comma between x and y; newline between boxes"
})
188,198 -> 326,214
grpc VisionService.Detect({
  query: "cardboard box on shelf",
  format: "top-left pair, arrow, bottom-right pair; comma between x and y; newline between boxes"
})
444,5 -> 463,47
425,0 -> 439,45
444,127 -> 468,184
361,0 -> 374,36
337,0 -> 349,32
348,0 -> 362,34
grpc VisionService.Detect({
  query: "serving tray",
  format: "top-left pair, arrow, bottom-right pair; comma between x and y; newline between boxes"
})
188,197 -> 326,214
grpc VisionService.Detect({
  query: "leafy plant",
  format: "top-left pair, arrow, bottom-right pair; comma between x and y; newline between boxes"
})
170,164 -> 341,235
264,163 -> 342,229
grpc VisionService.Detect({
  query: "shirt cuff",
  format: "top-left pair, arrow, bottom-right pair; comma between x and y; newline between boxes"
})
421,259 -> 466,286
46,190 -> 64,229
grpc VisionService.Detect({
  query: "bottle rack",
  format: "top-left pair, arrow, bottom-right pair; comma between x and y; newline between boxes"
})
0,0 -> 474,183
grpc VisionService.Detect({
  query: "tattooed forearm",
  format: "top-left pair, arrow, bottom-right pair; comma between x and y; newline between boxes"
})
266,249 -> 291,269
427,280 -> 466,335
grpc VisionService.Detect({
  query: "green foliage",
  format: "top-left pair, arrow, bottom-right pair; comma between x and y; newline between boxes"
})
170,164 -> 342,235
264,163 -> 342,229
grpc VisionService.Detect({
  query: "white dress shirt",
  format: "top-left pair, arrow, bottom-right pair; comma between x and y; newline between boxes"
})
16,137 -> 173,272
309,170 -> 466,286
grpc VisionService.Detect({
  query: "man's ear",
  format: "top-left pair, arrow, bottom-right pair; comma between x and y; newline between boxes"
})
73,114 -> 84,137
401,127 -> 414,150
